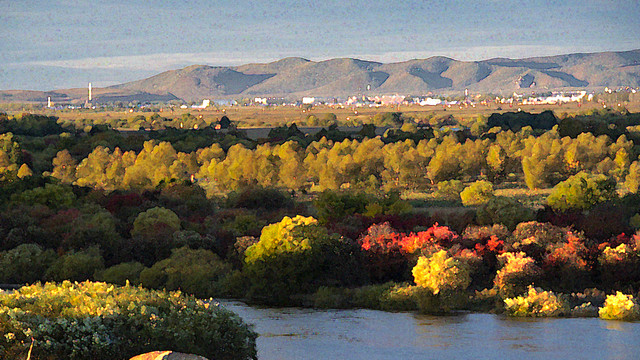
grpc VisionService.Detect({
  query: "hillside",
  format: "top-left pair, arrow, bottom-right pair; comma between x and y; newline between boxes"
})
2,49 -> 639,103
112,49 -> 640,101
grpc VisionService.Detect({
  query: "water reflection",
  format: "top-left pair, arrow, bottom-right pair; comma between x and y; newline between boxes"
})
220,301 -> 640,360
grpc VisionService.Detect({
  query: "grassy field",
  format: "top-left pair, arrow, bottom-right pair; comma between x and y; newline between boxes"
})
6,100 -> 639,127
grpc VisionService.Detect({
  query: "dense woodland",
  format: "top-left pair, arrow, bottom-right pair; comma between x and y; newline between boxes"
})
2,109 -> 640,318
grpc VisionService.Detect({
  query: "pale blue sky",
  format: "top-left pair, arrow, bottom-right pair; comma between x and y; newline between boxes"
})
1,0 -> 639,90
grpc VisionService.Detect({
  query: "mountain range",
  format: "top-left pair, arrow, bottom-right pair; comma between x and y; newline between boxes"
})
2,49 -> 640,103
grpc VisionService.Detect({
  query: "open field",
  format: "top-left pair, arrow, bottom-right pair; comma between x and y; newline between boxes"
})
3,100 -> 640,128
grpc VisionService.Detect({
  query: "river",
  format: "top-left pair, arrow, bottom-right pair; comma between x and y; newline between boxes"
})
220,300 -> 640,360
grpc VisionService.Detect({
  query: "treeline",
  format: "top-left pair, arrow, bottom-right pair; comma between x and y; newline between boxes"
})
42,128 -> 640,194
3,110 -> 640,199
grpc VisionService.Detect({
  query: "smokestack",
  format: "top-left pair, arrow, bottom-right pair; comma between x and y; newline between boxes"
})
88,82 -> 92,101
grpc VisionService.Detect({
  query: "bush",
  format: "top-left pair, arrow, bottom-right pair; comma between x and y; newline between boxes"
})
314,190 -> 411,224
542,234 -> 591,292
460,180 -> 494,206
412,250 -> 471,295
494,252 -> 541,298
95,262 -> 146,286
476,196 -> 535,231
358,222 -> 408,283
547,172 -> 617,211
504,286 -> 567,317
11,183 -> 76,210
131,207 -> 181,238
358,223 -> 458,283
434,180 -> 464,201
140,247 -> 233,298
0,281 -> 257,360
225,186 -> 293,210
311,282 -> 420,312
598,292 -> 640,320
0,244 -> 57,284
243,215 -> 365,304
597,243 -> 640,291
463,224 -> 509,253
44,247 -> 104,282
509,221 -> 570,261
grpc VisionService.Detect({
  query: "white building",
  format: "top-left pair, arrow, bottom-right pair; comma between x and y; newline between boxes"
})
419,97 -> 443,106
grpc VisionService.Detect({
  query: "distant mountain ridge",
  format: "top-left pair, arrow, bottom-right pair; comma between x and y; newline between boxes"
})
2,49 -> 640,103
112,49 -> 640,101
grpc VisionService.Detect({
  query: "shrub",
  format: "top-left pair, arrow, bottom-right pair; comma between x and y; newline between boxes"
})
599,243 -> 635,264
311,282 -> 421,312
314,190 -> 411,224
220,213 -> 267,238
400,224 -> 459,254
244,215 -> 318,263
494,252 -> 541,298
44,247 -> 105,282
434,180 -> 464,201
547,172 -> 617,211
542,234 -> 591,292
358,223 -> 458,283
598,292 -> 640,321
140,247 -> 233,298
243,215 -> 365,304
11,183 -> 76,210
61,207 -> 123,264
476,196 -> 535,231
509,221 -> 570,261
504,286 -> 567,317
463,225 -> 509,254
412,250 -> 471,294
358,222 -> 408,283
225,186 -> 293,210
579,201 -> 633,241
597,243 -> 640,291
95,262 -> 146,286
0,244 -> 57,284
131,207 -> 181,238
460,180 -> 494,206
0,281 -> 257,360
345,283 -> 388,308
379,284 -> 421,312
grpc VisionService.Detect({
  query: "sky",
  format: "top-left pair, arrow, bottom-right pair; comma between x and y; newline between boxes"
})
1,0 -> 639,90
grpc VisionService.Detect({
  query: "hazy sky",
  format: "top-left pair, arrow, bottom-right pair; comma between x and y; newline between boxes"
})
2,0 -> 639,90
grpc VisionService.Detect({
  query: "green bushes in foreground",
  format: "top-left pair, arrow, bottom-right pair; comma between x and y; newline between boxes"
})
0,281 -> 257,360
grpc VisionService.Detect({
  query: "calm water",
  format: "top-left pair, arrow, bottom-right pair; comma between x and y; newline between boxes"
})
220,301 -> 640,360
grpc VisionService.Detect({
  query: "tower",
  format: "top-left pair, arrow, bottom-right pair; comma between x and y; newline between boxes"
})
88,82 -> 92,101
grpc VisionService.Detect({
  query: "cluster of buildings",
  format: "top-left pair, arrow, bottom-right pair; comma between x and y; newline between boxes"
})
519,91 -> 593,105
240,89 -> 605,109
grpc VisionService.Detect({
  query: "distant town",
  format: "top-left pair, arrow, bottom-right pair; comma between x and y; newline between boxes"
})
33,85 -> 639,112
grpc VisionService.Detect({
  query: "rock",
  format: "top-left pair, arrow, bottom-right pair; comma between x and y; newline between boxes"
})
129,351 -> 209,360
